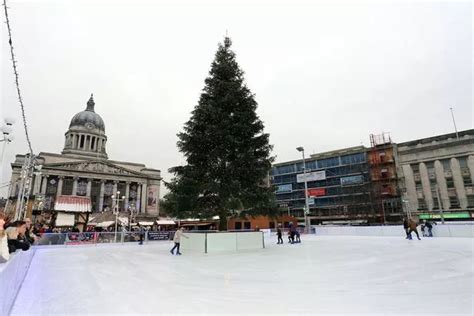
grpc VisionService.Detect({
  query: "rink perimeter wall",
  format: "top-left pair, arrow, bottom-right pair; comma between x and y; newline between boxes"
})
180,232 -> 264,253
313,224 -> 474,238
0,249 -> 36,316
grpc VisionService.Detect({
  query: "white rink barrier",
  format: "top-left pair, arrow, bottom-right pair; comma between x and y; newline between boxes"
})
181,232 -> 264,253
313,224 -> 474,238
0,249 -> 36,316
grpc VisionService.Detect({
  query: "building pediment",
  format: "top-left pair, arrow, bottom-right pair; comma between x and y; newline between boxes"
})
44,160 -> 144,177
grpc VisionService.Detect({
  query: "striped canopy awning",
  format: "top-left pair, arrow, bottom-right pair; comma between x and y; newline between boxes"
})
54,195 -> 92,213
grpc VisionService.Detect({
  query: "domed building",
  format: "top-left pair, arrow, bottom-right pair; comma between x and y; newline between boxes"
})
62,95 -> 108,159
7,95 -> 162,229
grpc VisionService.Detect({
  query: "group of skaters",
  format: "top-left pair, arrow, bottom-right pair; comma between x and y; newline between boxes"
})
276,222 -> 301,244
403,218 -> 437,240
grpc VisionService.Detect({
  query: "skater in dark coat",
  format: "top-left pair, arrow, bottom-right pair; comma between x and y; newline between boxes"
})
425,220 -> 436,237
403,218 -> 410,239
276,225 -> 283,244
294,230 -> 301,243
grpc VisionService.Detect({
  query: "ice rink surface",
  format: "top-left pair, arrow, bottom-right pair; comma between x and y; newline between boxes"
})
11,235 -> 474,315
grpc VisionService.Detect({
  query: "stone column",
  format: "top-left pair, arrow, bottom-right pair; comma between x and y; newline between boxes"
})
141,182 -> 147,214
419,162 -> 433,211
136,184 -> 142,213
99,180 -> 105,212
32,174 -> 42,195
468,155 -> 474,185
113,181 -> 118,195
451,158 -> 467,209
41,175 -> 48,194
86,179 -> 92,197
402,164 -> 418,212
434,160 -> 450,209
125,182 -> 130,210
56,176 -> 64,199
72,177 -> 78,195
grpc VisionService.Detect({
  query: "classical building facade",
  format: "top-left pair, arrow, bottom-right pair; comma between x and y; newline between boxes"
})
396,129 -> 474,220
7,95 -> 161,219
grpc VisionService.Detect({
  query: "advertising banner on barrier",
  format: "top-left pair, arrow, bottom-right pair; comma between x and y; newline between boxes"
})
148,231 -> 173,241
297,171 -> 326,183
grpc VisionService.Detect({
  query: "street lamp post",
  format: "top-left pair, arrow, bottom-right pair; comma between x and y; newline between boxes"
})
296,146 -> 310,234
128,201 -> 137,231
111,191 -> 126,242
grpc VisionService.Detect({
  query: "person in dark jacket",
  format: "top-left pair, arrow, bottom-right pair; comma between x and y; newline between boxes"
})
276,225 -> 283,244
6,221 -> 30,253
425,220 -> 436,237
403,218 -> 410,239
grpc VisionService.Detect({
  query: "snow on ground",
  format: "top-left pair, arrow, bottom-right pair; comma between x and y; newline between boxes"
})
11,235 -> 474,315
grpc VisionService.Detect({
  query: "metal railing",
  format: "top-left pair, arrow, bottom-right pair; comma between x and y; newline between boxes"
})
34,231 -> 176,246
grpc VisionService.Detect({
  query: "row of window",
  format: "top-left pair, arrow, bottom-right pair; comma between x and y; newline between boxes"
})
272,153 -> 367,175
411,156 -> 470,173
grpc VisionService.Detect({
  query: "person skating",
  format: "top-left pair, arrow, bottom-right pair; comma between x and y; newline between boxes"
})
276,225 -> 283,244
294,230 -> 301,243
407,218 -> 421,240
403,218 -> 410,239
425,220 -> 436,237
170,227 -> 189,255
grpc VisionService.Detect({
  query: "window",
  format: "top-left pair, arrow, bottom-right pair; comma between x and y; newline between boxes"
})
449,196 -> 460,208
235,222 -> 242,230
415,182 -> 423,191
418,198 -> 427,210
340,153 -> 366,165
442,159 -> 451,171
446,178 -> 455,189
274,164 -> 295,175
467,195 -> 474,208
432,196 -> 440,210
463,177 -> 473,186
318,157 -> 340,168
244,222 -> 251,229
411,164 -> 420,173
458,157 -> 468,168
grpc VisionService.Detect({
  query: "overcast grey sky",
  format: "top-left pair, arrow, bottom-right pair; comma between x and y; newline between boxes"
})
1,0 -> 472,197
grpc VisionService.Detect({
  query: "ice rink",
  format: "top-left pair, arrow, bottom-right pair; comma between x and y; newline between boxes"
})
11,235 -> 474,315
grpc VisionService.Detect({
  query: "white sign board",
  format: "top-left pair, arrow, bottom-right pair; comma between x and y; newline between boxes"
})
308,198 -> 315,205
297,170 -> 326,183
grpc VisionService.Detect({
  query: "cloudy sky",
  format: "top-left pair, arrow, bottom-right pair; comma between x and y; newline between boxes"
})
1,0 -> 472,197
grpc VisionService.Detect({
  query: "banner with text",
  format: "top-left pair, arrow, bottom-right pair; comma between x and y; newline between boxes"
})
297,170 -> 326,183
307,188 -> 326,197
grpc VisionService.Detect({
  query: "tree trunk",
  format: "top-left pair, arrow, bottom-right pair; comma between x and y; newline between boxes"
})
218,211 -> 228,231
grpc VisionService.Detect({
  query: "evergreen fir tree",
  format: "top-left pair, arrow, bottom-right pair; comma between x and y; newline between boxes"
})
162,37 -> 276,230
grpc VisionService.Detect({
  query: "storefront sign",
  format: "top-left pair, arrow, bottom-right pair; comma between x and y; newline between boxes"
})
419,212 -> 471,219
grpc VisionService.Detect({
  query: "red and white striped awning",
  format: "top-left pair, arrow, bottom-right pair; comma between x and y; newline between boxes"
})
54,195 -> 92,213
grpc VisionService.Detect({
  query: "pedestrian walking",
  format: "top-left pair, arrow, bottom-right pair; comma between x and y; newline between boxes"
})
170,227 -> 189,255
276,225 -> 283,244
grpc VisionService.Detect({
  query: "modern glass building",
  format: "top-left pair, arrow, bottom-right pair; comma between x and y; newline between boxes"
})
271,146 -> 374,225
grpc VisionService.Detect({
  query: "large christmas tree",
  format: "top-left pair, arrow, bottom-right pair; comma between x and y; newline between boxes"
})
162,37 -> 276,230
